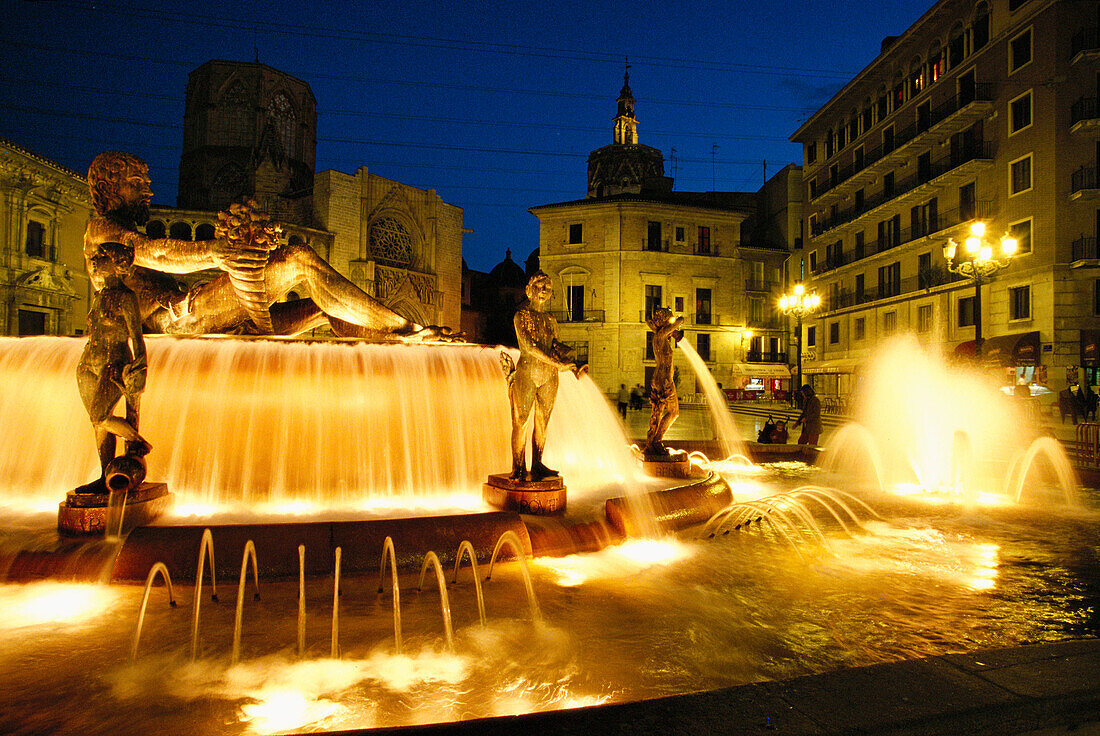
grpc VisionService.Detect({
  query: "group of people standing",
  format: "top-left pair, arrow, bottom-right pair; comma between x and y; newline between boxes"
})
616,383 -> 647,418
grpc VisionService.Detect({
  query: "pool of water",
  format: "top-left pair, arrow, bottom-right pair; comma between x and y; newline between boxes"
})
1,471 -> 1097,735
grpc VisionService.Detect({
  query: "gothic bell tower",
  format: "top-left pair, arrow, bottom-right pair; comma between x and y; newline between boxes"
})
585,70 -> 672,198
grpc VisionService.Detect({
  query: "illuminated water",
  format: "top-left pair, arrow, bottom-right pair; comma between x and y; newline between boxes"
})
0,336 -> 641,516
0,335 -> 1096,734
1,485 -> 1097,734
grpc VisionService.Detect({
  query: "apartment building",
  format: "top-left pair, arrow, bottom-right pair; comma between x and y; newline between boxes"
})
791,0 -> 1100,397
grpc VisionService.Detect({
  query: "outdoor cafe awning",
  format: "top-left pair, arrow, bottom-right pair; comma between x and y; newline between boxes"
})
802,357 -> 862,374
729,363 -> 791,379
954,331 -> 1040,366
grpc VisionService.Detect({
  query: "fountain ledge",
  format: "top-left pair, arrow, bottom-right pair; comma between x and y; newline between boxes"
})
5,472 -> 732,583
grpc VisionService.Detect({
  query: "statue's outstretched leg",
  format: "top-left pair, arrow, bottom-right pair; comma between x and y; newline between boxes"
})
529,378 -> 559,479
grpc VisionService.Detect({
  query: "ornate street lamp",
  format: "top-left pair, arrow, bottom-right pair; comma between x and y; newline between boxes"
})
943,221 -> 1018,358
779,284 -> 821,402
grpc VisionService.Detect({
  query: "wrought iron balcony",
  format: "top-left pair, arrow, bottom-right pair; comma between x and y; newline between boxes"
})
549,309 -> 605,323
745,351 -> 788,363
1073,235 -> 1098,261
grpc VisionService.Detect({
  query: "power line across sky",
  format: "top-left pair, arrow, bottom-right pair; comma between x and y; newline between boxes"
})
0,0 -> 937,271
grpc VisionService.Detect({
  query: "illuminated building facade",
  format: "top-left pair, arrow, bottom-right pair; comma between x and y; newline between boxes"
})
532,75 -> 792,398
792,0 -> 1100,395
0,138 -> 91,335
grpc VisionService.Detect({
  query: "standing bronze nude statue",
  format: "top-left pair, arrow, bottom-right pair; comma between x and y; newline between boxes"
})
504,272 -> 586,481
76,241 -> 151,490
644,307 -> 684,456
83,151 -> 457,340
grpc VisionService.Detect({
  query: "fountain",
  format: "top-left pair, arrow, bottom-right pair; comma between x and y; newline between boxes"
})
817,335 -> 1080,507
0,160 -> 1095,734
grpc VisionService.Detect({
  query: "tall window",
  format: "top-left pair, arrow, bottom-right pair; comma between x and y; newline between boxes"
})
25,220 -> 45,258
674,226 -> 685,244
878,261 -> 901,298
855,273 -> 865,301
918,251 -> 933,289
806,142 -> 816,164
918,304 -> 932,332
829,321 -> 840,344
1010,219 -> 1032,255
1010,92 -> 1032,134
1095,279 -> 1100,315
1011,155 -> 1033,195
695,288 -> 712,325
883,311 -> 897,334
854,317 -> 866,340
645,331 -> 655,360
1010,285 -> 1031,320
647,221 -> 662,251
750,297 -> 763,324
855,231 -> 865,260
1010,28 -> 1032,72
807,325 -> 816,347
972,4 -> 990,50
958,296 -> 976,327
697,333 -> 711,361
267,92 -> 297,158
697,226 -> 711,254
568,223 -> 583,244
568,284 -> 585,322
644,285 -> 662,320
960,182 -> 976,220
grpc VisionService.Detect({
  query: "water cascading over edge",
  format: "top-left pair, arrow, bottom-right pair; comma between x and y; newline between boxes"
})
0,336 -> 638,513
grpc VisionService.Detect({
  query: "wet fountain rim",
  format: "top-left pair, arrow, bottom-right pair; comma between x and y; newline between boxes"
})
5,472 -> 731,583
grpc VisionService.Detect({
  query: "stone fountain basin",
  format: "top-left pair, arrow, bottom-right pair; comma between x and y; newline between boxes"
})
5,472 -> 732,583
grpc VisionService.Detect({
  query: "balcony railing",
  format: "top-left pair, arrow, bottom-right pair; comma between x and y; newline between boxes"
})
825,271 -> 965,311
693,312 -> 713,325
810,201 -> 993,276
746,351 -> 788,363
1073,235 -> 1098,261
1072,166 -> 1098,195
745,278 -> 776,291
549,309 -> 605,323
810,143 -> 995,239
1072,97 -> 1099,126
1071,27 -> 1099,59
748,316 -> 785,329
809,83 -> 995,201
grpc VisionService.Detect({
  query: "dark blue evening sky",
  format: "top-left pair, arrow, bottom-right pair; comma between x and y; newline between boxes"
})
2,0 -> 934,271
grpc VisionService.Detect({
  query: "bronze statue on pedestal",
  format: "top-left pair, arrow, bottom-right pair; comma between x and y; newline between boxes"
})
644,307 -> 684,456
504,272 -> 586,481
76,241 -> 150,492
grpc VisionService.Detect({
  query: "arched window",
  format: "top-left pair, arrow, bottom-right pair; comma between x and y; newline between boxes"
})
973,2 -> 990,51
368,217 -> 414,269
948,22 -> 966,69
169,222 -> 192,241
145,220 -> 166,239
928,41 -> 944,84
195,223 -> 215,241
25,220 -> 46,258
211,164 -> 248,209
219,80 -> 251,146
909,56 -> 924,96
267,92 -> 297,159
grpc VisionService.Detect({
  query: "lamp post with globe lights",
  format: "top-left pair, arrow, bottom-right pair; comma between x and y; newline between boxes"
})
943,221 -> 1018,359
779,284 -> 821,403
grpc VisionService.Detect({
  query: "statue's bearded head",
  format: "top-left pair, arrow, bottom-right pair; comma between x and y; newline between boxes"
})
525,271 -> 553,305
87,152 -> 152,225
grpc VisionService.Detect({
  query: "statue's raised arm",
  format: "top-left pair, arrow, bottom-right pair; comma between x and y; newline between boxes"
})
83,151 -> 463,339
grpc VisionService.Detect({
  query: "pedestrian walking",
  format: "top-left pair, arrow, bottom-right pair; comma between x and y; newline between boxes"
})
616,383 -> 630,419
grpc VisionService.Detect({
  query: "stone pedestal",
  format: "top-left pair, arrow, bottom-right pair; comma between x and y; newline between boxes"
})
58,482 -> 172,536
483,473 -> 566,516
641,450 -> 694,479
